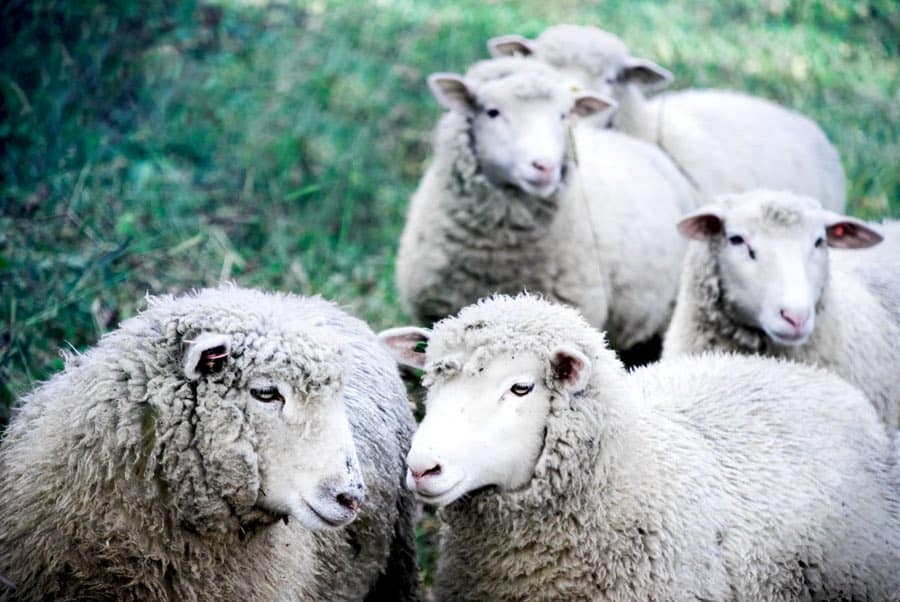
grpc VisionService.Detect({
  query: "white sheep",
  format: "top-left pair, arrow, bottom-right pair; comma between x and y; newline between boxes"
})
0,286 -> 418,600
396,59 -> 696,363
663,189 -> 899,428
488,24 -> 847,211
380,294 -> 900,600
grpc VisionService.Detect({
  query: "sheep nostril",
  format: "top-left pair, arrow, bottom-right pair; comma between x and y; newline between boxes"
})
531,160 -> 553,174
779,309 -> 808,329
409,462 -> 442,481
335,491 -> 361,513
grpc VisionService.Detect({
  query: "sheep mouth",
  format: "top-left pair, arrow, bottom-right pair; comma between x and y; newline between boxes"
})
765,327 -> 811,347
304,501 -> 354,528
414,478 -> 467,507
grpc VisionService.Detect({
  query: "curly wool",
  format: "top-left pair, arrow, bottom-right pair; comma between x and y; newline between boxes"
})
425,295 -> 900,601
0,286 -> 418,601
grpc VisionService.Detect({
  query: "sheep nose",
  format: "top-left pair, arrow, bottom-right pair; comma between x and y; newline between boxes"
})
531,159 -> 556,174
779,308 -> 809,329
334,488 -> 363,513
409,462 -> 442,483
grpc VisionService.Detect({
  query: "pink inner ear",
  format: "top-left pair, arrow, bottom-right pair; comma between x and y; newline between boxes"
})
553,355 -> 574,383
199,345 -> 228,375
678,214 -> 723,240
378,328 -> 429,369
551,347 -> 589,392
826,221 -> 883,249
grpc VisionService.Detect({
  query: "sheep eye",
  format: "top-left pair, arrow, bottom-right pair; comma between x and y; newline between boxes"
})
728,235 -> 745,246
814,237 -> 824,248
251,386 -> 284,403
560,113 -> 567,121
510,382 -> 534,397
485,108 -> 501,118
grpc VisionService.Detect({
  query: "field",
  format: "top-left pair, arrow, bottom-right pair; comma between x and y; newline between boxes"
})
1,0 -> 898,585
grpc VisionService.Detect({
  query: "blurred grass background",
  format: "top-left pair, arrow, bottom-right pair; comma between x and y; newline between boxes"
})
1,0 -> 897,586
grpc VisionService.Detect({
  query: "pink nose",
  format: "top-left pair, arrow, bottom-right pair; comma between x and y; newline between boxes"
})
409,463 -> 442,484
531,159 -> 556,174
779,308 -> 809,329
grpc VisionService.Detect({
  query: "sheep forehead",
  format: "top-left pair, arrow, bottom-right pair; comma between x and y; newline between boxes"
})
465,56 -> 559,85
724,192 -> 823,236
476,73 -> 567,107
154,287 -> 347,384
425,295 -> 593,379
536,25 -> 629,73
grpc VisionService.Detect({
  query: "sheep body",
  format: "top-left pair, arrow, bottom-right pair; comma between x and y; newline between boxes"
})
630,88 -> 847,211
490,25 -> 846,211
0,286 -> 417,601
397,65 -> 694,353
663,191 -> 900,427
412,295 -> 900,600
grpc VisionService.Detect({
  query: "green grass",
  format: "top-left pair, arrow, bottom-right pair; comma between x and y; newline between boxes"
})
1,0 -> 898,582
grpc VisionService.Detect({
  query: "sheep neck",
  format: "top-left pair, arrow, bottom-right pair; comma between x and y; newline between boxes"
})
610,84 -> 659,143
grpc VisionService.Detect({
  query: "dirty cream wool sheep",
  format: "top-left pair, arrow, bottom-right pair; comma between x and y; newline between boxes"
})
488,24 -> 847,211
381,294 -> 900,601
663,189 -> 900,428
0,286 -> 418,601
396,60 -> 695,360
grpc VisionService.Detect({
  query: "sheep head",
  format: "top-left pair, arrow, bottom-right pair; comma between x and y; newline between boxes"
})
153,316 -> 364,535
380,296 -> 601,508
677,190 -> 882,347
428,66 -> 615,199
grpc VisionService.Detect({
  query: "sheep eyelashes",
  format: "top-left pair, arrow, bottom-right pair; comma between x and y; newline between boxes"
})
383,294 -> 900,600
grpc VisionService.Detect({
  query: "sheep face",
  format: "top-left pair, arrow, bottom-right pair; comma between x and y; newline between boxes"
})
678,192 -> 882,347
428,71 -> 614,199
393,340 -> 590,507
184,332 -> 364,531
406,353 -> 552,506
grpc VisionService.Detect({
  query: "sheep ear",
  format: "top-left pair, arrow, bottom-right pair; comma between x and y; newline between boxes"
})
571,92 -> 618,119
184,333 -> 231,381
821,212 -> 883,249
621,57 -> 673,92
487,34 -> 536,58
550,345 -> 591,393
377,327 -> 431,370
677,206 -> 725,240
428,73 -> 476,113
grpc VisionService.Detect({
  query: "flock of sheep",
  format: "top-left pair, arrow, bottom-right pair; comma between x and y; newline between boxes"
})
1,23 -> 899,601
